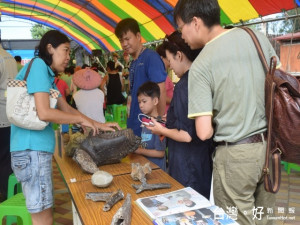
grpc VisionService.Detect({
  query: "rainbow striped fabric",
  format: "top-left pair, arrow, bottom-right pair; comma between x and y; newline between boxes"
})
0,0 -> 298,52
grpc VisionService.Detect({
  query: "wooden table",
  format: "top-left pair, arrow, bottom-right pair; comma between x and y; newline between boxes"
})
54,134 -> 160,183
68,169 -> 184,225
53,131 -> 185,225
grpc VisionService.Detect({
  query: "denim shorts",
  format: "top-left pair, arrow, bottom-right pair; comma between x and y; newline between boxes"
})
11,150 -> 53,213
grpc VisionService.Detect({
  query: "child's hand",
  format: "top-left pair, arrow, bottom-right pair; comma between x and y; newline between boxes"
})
146,117 -> 164,135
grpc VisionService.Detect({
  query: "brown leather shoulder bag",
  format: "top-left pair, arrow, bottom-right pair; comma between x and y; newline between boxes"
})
242,27 -> 300,193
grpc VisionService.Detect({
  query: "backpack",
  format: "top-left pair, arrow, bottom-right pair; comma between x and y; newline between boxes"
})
242,27 -> 300,193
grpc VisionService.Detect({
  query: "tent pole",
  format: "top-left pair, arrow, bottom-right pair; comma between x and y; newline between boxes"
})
235,14 -> 300,27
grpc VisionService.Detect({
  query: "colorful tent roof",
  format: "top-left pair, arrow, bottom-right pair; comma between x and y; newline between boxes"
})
0,0 -> 299,53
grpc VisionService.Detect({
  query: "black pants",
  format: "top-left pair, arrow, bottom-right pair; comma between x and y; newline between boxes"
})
0,127 -> 13,202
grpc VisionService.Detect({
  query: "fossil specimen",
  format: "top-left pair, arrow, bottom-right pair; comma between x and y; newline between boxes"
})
85,189 -> 124,211
111,194 -> 132,225
103,189 -> 124,212
85,192 -> 112,202
131,162 -> 152,181
130,162 -> 171,194
65,129 -> 141,174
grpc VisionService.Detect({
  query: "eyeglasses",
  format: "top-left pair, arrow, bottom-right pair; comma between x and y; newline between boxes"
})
177,23 -> 187,33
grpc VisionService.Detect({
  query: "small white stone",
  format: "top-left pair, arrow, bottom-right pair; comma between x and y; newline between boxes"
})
91,170 -> 113,188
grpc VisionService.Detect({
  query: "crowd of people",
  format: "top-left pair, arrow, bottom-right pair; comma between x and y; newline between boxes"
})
0,0 -> 281,224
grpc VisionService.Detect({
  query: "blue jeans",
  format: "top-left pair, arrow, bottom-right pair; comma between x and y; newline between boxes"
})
11,150 -> 53,213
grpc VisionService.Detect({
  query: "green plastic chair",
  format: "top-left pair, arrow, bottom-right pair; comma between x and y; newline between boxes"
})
0,193 -> 32,225
105,112 -> 114,122
287,163 -> 300,175
115,105 -> 127,128
7,173 -> 22,199
6,173 -> 23,225
281,161 -> 288,172
106,104 -> 122,119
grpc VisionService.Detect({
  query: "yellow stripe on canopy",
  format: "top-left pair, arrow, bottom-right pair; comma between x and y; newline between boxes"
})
16,6 -> 98,50
111,0 -> 165,40
47,0 -> 113,37
218,0 -> 259,24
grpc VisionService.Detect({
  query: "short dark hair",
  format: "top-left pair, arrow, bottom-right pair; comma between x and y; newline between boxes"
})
35,30 -> 70,66
14,55 -> 22,62
156,44 -> 166,58
107,60 -> 116,71
82,64 -> 89,69
174,0 -> 220,28
116,65 -> 122,72
115,18 -> 140,39
65,66 -> 74,74
137,81 -> 160,99
163,31 -> 201,62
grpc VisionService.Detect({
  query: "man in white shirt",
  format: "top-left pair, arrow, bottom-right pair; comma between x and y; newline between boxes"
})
0,42 -> 18,202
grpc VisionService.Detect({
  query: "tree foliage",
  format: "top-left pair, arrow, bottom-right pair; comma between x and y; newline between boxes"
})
245,8 -> 300,35
30,24 -> 52,39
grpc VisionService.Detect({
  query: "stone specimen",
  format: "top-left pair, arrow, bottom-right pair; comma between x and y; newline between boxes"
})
132,181 -> 171,194
103,189 -> 124,212
130,162 -> 171,194
91,170 -> 113,188
80,129 -> 141,166
73,149 -> 99,174
131,162 -> 152,181
85,192 -> 112,202
65,129 -> 141,174
111,194 -> 132,225
85,189 -> 125,212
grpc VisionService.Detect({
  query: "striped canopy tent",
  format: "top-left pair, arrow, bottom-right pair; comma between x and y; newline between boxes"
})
0,0 -> 299,53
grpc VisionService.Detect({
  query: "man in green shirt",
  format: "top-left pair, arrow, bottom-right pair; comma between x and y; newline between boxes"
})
14,55 -> 23,72
174,0 -> 281,224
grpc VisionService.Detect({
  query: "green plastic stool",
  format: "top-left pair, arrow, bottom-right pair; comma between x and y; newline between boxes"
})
281,161 -> 288,172
7,173 -> 22,199
287,163 -> 300,175
6,173 -> 23,225
105,112 -> 114,122
107,104 -> 123,121
115,105 -> 127,128
0,193 -> 32,225
106,104 -> 122,118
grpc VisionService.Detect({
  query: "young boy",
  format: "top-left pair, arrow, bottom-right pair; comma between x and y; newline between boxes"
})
134,81 -> 166,171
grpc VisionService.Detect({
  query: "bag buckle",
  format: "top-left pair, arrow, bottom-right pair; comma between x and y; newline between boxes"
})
275,148 -> 282,155
263,167 -> 269,175
271,147 -> 282,155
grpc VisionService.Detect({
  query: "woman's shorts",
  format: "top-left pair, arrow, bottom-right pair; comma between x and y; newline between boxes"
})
11,150 -> 53,213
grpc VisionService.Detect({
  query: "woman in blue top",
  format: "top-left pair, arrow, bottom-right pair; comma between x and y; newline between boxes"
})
147,31 -> 214,199
10,30 -> 119,225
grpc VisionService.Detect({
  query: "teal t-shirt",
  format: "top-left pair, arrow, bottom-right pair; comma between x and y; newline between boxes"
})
10,58 -> 58,153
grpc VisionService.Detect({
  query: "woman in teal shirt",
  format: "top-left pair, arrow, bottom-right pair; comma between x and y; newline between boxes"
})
10,30 -> 119,225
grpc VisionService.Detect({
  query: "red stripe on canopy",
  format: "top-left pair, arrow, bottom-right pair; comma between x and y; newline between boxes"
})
249,0 -> 297,16
128,0 -> 175,35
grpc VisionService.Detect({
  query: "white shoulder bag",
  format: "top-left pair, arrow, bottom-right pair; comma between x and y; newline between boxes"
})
6,58 -> 60,130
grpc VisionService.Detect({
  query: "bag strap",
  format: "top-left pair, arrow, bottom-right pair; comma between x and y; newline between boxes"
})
241,27 -> 281,193
241,27 -> 269,73
23,57 -> 37,81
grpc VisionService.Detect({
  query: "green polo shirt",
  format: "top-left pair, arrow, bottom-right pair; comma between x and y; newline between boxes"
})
188,28 -> 280,142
